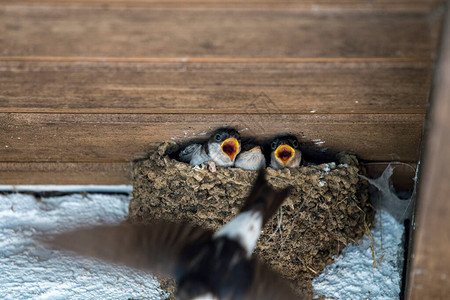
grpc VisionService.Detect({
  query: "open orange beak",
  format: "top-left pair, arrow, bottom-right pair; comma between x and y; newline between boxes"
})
221,138 -> 240,160
275,144 -> 295,164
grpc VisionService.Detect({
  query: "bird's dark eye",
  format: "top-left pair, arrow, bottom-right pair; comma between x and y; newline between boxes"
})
271,141 -> 278,150
215,134 -> 222,142
292,140 -> 298,148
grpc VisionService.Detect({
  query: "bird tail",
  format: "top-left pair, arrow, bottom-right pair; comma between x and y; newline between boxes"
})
240,170 -> 292,226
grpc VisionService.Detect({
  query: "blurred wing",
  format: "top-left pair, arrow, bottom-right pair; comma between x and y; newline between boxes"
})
47,221 -> 213,277
240,170 -> 292,226
244,261 -> 303,300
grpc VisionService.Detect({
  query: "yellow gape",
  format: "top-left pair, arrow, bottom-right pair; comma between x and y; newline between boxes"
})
275,144 -> 295,164
221,138 -> 240,160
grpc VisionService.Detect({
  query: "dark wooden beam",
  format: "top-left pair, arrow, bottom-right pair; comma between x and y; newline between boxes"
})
407,3 -> 450,298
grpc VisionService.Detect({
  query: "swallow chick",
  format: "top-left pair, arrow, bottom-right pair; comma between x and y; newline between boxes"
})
234,141 -> 266,171
45,171 -> 300,300
179,128 -> 241,168
269,134 -> 302,170
179,143 -> 210,165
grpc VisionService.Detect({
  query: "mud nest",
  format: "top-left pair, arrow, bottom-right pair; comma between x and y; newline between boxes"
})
128,141 -> 374,298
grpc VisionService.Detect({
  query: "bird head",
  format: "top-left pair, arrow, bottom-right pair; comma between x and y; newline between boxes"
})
270,135 -> 300,166
207,128 -> 241,165
249,146 -> 262,153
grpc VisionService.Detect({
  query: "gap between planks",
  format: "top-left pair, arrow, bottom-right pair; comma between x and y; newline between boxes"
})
0,56 -> 434,64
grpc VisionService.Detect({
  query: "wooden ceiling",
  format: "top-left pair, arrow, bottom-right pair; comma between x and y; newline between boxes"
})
0,0 -> 445,185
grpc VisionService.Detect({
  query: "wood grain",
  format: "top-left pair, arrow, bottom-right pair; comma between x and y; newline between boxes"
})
0,162 -> 131,185
0,161 -> 417,186
0,0 -> 441,190
0,0 -> 444,13
0,113 -> 425,163
0,0 -> 444,5
0,57 -> 433,63
0,5 -> 442,58
0,60 -> 433,114
408,4 -> 450,299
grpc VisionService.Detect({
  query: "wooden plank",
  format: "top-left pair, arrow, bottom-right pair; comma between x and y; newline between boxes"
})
0,60 -> 433,114
0,161 -> 416,186
0,57 -> 433,63
0,5 -> 442,58
0,162 -> 131,185
0,113 -> 425,163
407,4 -> 450,299
0,0 -> 444,5
0,0 -> 444,13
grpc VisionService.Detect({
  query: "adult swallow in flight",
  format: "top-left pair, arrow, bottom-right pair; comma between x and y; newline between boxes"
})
46,171 -> 300,300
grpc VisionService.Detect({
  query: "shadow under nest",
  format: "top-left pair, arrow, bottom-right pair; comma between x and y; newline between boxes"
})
127,141 -> 375,298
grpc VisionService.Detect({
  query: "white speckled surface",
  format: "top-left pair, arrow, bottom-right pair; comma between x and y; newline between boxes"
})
313,210 -> 404,299
0,193 -> 166,300
0,189 -> 404,300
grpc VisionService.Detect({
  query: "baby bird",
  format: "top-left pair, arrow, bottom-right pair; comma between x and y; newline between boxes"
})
269,134 -> 302,170
179,128 -> 241,167
46,171 -> 300,300
235,141 -> 266,171
179,143 -> 210,166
